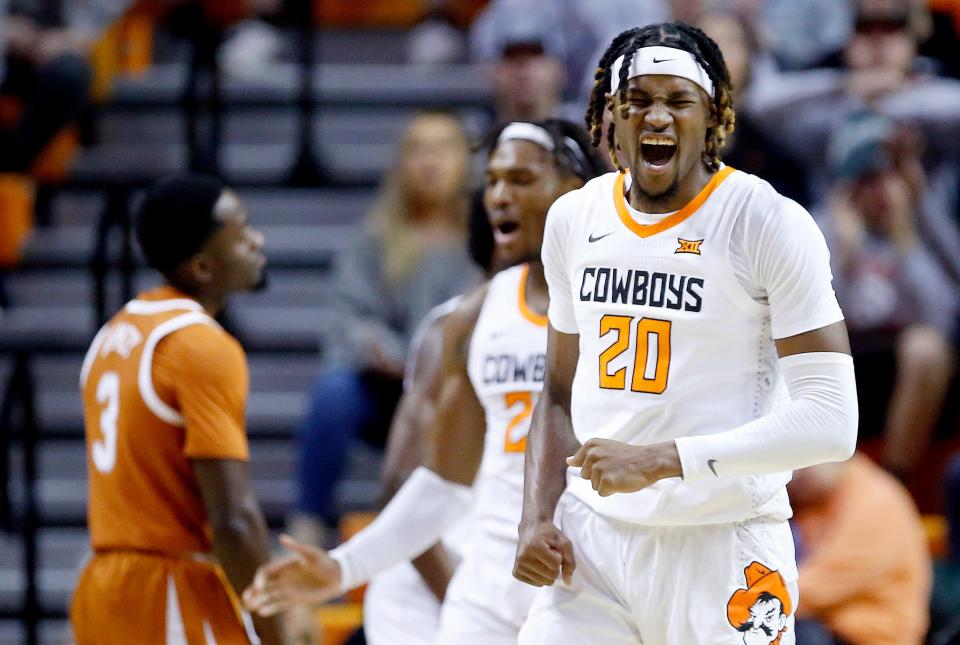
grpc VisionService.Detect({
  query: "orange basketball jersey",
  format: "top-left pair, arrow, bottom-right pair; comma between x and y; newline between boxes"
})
80,286 -> 249,553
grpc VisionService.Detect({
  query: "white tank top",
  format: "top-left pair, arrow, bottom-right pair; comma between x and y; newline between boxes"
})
550,168 -> 799,525
467,264 -> 548,541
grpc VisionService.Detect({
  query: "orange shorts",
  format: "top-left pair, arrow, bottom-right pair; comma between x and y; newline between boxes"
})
70,550 -> 257,645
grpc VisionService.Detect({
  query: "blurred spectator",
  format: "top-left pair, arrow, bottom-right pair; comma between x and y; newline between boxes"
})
760,0 -> 854,70
789,454 -> 931,645
820,111 -> 956,478
291,111 -> 481,541
572,0 -> 717,109
0,0 -> 131,172
469,0 -> 569,123
922,0 -> 960,78
698,8 -> 810,205
748,0 -> 960,200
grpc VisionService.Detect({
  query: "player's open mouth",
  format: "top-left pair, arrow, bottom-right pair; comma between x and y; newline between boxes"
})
492,219 -> 521,245
640,135 -> 677,169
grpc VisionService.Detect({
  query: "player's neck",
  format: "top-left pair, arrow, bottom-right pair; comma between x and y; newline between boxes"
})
166,281 -> 225,317
525,261 -> 548,316
627,161 -> 714,214
192,293 -> 226,317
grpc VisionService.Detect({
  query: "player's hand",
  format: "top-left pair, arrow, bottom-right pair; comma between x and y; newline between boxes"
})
567,439 -> 682,497
513,520 -> 576,587
243,534 -> 342,617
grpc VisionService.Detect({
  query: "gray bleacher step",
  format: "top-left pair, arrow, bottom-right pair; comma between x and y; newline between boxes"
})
0,528 -> 88,611
111,63 -> 490,108
0,306 -> 94,353
7,268 -> 336,309
48,186 -> 373,227
0,620 -> 71,645
20,223 -> 358,271
316,29 -> 410,65
66,139 -> 394,186
95,106 -> 489,148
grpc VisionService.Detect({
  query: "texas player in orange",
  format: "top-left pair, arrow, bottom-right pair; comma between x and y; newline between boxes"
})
70,175 -> 283,644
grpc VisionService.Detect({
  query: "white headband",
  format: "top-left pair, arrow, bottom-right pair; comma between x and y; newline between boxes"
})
609,46 -> 714,97
498,122 -> 555,151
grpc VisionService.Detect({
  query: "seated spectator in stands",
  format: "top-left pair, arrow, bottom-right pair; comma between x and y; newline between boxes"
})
748,0 -> 960,200
760,0 -> 854,70
698,8 -> 810,205
469,0 -> 568,123
0,1 -> 132,172
291,111 -> 481,543
789,454 -> 931,645
821,111 -> 957,479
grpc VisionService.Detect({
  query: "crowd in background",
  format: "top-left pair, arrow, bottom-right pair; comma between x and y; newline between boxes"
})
2,0 -> 960,643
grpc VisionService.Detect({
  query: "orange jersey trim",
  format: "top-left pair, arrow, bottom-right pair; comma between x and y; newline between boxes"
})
613,166 -> 735,239
518,263 -> 548,327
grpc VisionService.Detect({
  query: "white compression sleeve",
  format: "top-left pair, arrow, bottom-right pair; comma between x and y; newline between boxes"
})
329,466 -> 474,592
675,352 -> 858,481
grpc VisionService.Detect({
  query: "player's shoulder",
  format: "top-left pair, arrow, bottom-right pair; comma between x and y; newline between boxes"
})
728,168 -> 814,227
546,171 -> 620,234
446,281 -> 491,334
158,317 -> 245,372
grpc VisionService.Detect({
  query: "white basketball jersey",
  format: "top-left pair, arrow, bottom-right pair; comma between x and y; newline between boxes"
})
548,168 -> 813,526
467,264 -> 547,541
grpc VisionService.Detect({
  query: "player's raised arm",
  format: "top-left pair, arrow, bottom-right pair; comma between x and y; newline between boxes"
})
244,286 -> 489,615
514,324 -> 581,587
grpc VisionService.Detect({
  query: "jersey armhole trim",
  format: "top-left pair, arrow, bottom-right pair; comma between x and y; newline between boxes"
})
139,312 -> 216,426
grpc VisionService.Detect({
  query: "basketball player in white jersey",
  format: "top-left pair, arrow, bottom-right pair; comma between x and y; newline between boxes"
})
361,206 -> 498,644
243,119 -> 607,643
513,23 -> 858,645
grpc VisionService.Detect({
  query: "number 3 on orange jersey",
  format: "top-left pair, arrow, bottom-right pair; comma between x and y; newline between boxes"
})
598,315 -> 672,394
93,371 -> 120,473
503,391 -> 535,453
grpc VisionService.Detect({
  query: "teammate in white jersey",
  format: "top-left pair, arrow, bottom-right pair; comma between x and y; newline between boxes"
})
512,23 -> 859,645
362,206 -> 499,644
243,119 -> 608,642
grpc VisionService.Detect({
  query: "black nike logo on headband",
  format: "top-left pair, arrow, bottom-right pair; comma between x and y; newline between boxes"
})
652,57 -> 675,63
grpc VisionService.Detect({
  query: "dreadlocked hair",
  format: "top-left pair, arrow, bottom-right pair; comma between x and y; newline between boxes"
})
585,22 -> 736,172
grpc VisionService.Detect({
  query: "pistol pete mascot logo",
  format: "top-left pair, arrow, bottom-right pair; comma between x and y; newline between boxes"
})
726,561 -> 792,645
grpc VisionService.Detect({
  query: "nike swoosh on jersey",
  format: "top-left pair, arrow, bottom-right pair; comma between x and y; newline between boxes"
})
707,459 -> 719,477
588,232 -> 613,243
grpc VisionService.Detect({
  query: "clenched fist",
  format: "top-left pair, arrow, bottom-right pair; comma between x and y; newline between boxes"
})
513,521 -> 576,587
566,438 -> 682,497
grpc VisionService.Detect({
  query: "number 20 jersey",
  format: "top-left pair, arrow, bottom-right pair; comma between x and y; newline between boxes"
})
467,263 -> 547,542
543,167 -> 844,527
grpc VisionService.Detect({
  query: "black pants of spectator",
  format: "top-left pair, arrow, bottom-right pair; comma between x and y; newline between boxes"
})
0,52 -> 91,173
795,619 -> 846,644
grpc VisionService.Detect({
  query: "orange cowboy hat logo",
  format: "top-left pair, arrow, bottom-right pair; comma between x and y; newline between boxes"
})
727,561 -> 792,645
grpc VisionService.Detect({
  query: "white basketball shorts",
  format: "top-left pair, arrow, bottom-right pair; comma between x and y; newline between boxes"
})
437,533 -> 538,645
519,493 -> 799,645
364,562 -> 441,645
